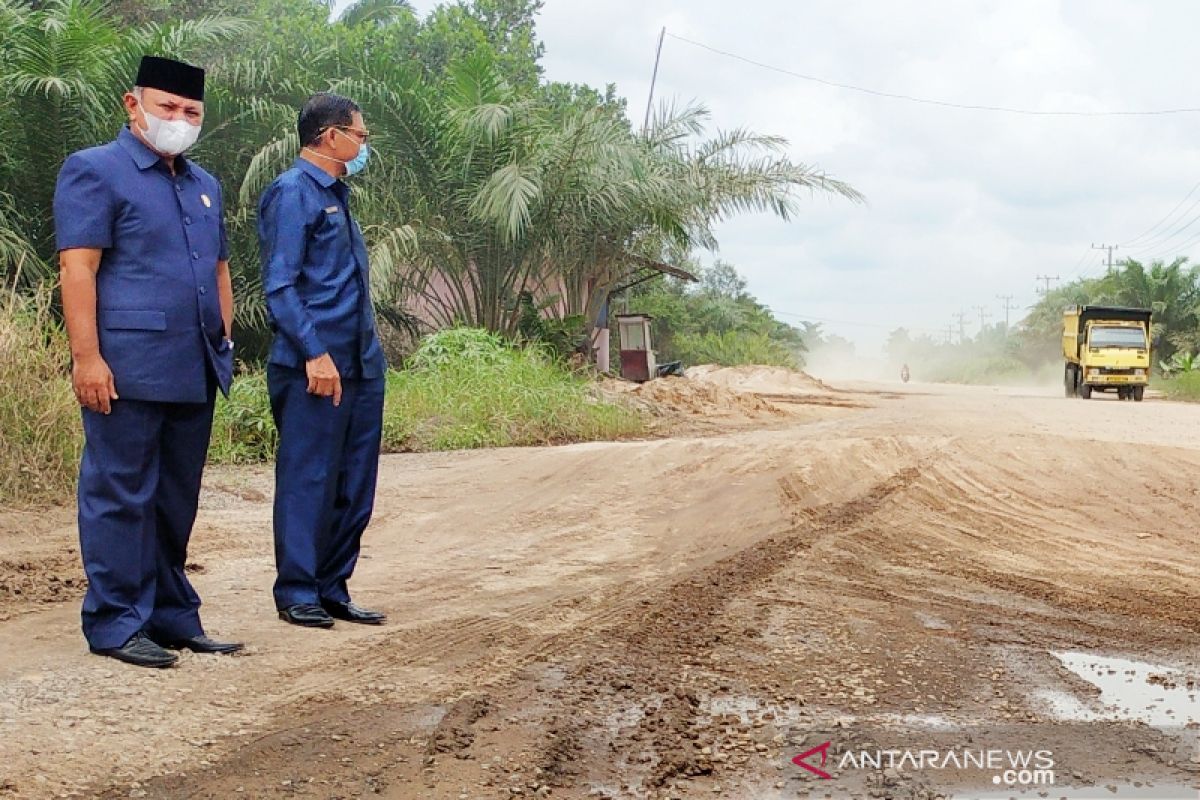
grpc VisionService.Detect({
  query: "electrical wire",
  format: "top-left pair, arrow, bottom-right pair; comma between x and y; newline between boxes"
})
1140,227 -> 1200,264
1119,178 -> 1200,247
667,33 -> 1200,117
1122,204 -> 1200,256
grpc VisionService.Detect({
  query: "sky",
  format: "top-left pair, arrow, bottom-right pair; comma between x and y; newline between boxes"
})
334,0 -> 1200,354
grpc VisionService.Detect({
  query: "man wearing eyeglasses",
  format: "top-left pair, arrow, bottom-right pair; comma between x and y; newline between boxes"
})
257,92 -> 387,629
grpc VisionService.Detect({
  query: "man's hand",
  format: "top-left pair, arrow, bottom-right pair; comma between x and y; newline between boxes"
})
73,353 -> 118,414
306,353 -> 342,406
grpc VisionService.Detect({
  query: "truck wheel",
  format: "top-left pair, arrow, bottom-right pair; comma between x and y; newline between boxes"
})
1064,366 -> 1076,397
1117,388 -> 1128,401
1080,383 -> 1092,399
1133,386 -> 1145,402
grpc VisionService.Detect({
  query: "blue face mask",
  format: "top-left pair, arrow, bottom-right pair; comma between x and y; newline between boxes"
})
344,142 -> 369,176
332,127 -> 369,176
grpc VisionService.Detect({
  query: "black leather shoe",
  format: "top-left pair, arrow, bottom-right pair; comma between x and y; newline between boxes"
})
279,604 -> 335,628
159,635 -> 244,654
90,631 -> 178,668
321,600 -> 386,625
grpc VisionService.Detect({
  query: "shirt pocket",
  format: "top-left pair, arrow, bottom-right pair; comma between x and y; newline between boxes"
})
318,206 -> 352,240
99,309 -> 168,331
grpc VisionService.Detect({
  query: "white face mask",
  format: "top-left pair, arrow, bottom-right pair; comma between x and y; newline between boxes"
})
136,99 -> 201,155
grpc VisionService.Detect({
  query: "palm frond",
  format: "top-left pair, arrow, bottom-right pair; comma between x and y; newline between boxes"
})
470,162 -> 542,245
239,133 -> 298,206
337,0 -> 414,28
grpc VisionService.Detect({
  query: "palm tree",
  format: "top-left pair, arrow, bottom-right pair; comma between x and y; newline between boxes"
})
0,0 -> 244,287
310,57 -> 862,337
1095,258 -> 1200,359
3,0 -> 864,358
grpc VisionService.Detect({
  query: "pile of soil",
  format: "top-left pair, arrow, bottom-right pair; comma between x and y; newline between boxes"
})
684,364 -> 835,396
599,374 -> 787,420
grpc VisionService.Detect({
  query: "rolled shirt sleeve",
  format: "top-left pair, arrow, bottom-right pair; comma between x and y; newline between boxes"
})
258,182 -> 327,360
54,154 -> 116,251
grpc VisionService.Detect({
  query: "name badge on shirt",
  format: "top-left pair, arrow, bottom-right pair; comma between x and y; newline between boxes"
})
201,193 -> 212,208
325,206 -> 341,215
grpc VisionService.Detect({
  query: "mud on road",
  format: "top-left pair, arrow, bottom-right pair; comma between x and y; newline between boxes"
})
1,371 -> 1198,799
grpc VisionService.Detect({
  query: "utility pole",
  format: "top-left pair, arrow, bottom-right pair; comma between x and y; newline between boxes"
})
641,27 -> 666,136
1036,274 -> 1060,295
953,310 -> 968,344
1092,243 -> 1119,275
944,326 -> 954,345
996,294 -> 1017,330
973,305 -> 992,332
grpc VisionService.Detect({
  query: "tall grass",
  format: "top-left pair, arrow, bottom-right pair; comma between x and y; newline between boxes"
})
0,289 -> 81,506
2,317 -> 643,506
1157,371 -> 1200,401
210,370 -> 278,463
384,330 -> 642,450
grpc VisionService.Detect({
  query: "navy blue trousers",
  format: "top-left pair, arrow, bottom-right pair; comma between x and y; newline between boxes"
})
267,365 -> 384,610
78,391 -> 214,649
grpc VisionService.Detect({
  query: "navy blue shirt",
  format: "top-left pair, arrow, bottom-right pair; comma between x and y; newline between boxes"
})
53,127 -> 233,403
257,159 -> 385,380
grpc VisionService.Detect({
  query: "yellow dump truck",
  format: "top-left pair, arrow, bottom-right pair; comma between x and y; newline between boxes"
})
1062,305 -> 1152,401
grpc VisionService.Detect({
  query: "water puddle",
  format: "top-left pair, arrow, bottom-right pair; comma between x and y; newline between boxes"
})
1037,651 -> 1200,731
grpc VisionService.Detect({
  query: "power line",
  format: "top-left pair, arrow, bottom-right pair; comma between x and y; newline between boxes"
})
1080,254 -> 1108,278
1141,227 -> 1200,264
1123,204 -> 1200,256
1036,275 -> 1060,294
997,295 -> 1017,329
1091,243 -> 1119,275
1119,177 -> 1200,247
953,310 -> 969,343
666,32 -> 1200,117
1065,246 -> 1096,280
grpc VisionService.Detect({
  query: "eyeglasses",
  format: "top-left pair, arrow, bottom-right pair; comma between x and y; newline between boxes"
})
327,125 -> 370,143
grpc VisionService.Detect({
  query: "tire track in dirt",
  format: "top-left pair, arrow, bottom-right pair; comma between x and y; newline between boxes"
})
13,380 -> 1200,800
472,466 -> 925,795
110,462 -> 924,800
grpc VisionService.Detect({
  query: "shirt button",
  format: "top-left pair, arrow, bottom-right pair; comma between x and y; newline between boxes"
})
175,184 -> 183,193
184,216 -> 192,225
192,251 -> 200,260
199,286 -> 207,295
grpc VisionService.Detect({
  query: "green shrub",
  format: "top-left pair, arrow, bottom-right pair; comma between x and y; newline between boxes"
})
1158,371 -> 1200,401
407,327 -> 510,370
0,290 -> 81,506
204,328 -> 645,459
210,371 -> 278,464
1,318 -> 644,505
386,333 -> 642,450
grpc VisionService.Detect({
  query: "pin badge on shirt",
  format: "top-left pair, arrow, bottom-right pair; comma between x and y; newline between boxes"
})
325,206 -> 341,215
201,193 -> 212,208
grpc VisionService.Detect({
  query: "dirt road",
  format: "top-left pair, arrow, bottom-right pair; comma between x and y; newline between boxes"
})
1,372 -> 1198,799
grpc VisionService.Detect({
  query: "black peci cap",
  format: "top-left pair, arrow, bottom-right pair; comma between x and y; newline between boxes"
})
134,55 -> 205,102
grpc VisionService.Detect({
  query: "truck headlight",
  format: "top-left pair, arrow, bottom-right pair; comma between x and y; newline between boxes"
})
1088,369 -> 1099,378
1134,369 -> 1146,377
